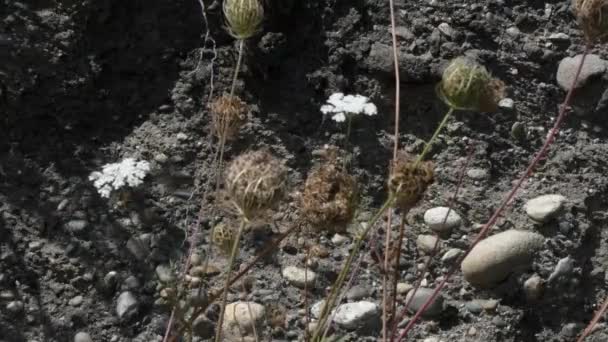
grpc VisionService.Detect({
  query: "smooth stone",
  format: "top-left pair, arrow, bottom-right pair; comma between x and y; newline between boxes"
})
396,283 -> 413,295
6,300 -> 24,313
155,264 -> 175,283
331,234 -> 348,245
525,194 -> 566,223
116,291 -> 138,319
548,32 -> 570,41
192,315 -> 214,338
461,230 -> 544,287
465,301 -> 483,314
523,274 -> 544,301
222,302 -> 265,338
332,301 -> 380,330
423,207 -> 462,232
405,288 -> 444,317
416,234 -> 440,254
282,266 -> 317,288
69,295 -> 84,306
548,256 -> 575,283
498,98 -> 515,110
557,54 -> 607,91
74,332 -> 93,342
346,285 -> 370,301
441,248 -> 462,264
438,22 -> 456,38
466,168 -> 488,180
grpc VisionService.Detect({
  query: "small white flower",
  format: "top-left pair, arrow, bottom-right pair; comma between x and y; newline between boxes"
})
89,158 -> 151,198
320,92 -> 377,123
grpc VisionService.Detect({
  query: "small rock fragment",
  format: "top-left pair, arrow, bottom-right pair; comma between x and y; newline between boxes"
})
6,300 -> 24,313
423,207 -> 462,233
74,332 -> 93,342
461,230 -> 544,287
222,302 -> 265,338
116,291 -> 138,320
525,194 -> 566,223
523,274 -> 544,301
405,288 -> 444,317
396,283 -> 413,295
416,234 -> 440,254
155,264 -> 175,283
548,257 -> 574,283
466,168 -> 488,180
282,266 -> 317,288
441,248 -> 462,264
557,54 -> 607,91
332,301 -> 380,330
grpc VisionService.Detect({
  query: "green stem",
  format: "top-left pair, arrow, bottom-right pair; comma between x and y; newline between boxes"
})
415,107 -> 454,165
214,219 -> 247,342
230,40 -> 245,97
311,194 -> 396,341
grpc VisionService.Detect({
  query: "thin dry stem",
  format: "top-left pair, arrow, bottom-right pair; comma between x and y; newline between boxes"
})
214,219 -> 247,342
395,46 -> 590,341
577,294 -> 608,341
390,144 -> 474,340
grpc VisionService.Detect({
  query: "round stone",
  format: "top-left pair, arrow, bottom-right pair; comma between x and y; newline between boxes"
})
524,194 -> 566,223
423,207 -> 462,233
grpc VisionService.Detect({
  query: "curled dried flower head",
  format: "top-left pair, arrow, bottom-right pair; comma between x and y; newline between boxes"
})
210,94 -> 247,140
223,0 -> 264,40
212,223 -> 236,255
573,0 -> 608,43
389,152 -> 434,211
437,57 -> 505,112
225,149 -> 288,220
300,146 -> 358,232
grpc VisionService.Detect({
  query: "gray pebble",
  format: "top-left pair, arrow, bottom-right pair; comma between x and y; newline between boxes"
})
346,285 -> 370,301
155,264 -> 175,283
6,300 -> 24,313
116,291 -> 138,320
557,54 -> 607,91
74,332 -> 93,342
69,295 -> 83,306
423,207 -> 462,233
525,194 -> 566,223
416,234 -> 440,254
466,168 -> 488,180
405,288 -> 444,317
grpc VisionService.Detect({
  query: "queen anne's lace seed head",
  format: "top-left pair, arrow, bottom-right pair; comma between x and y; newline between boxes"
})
437,57 -> 505,112
223,0 -> 264,40
573,0 -> 608,43
89,158 -> 150,198
388,153 -> 434,211
320,92 -> 378,123
300,146 -> 358,232
210,94 -> 247,140
225,149 -> 288,221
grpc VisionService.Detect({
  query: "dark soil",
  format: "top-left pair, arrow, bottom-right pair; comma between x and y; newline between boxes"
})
2,0 -> 608,341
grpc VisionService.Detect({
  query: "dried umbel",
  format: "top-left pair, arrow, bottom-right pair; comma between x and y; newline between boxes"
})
437,57 -> 505,112
225,149 -> 287,220
573,0 -> 608,43
389,153 -> 435,211
212,223 -> 236,255
300,147 -> 358,232
210,94 -> 247,140
223,0 -> 264,40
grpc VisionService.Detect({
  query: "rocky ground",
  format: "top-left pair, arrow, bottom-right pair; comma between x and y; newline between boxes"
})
2,0 -> 608,341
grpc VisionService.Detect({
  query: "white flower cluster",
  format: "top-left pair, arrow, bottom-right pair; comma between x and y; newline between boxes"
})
89,158 -> 151,198
320,92 -> 378,123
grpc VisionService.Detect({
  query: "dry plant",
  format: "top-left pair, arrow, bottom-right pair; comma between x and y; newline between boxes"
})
214,149 -> 287,342
396,4 -> 599,341
300,146 -> 359,233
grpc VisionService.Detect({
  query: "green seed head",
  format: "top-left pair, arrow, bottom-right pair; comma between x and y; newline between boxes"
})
225,149 -> 287,221
437,57 -> 505,112
223,0 -> 265,40
573,0 -> 608,43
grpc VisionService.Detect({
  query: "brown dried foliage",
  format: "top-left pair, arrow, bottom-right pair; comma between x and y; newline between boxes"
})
388,152 -> 435,211
573,0 -> 608,43
210,94 -> 247,141
300,147 -> 358,233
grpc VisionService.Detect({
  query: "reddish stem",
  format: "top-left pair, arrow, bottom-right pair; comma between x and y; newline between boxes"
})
396,46 -> 590,341
577,295 -> 608,341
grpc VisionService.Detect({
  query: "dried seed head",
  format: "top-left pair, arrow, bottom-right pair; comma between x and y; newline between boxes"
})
573,0 -> 608,43
437,57 -> 505,112
223,0 -> 264,40
300,146 -> 358,232
212,223 -> 236,255
388,152 -> 434,211
225,149 -> 288,220
210,94 -> 247,141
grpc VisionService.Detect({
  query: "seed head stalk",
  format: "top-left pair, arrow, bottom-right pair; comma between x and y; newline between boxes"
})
230,39 -> 245,97
214,218 -> 247,342
395,46 -> 590,341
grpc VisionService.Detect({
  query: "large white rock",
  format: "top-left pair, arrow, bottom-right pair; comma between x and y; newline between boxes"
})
461,230 -> 544,287
557,54 -> 607,91
222,301 -> 265,338
282,266 -> 317,288
116,291 -> 138,320
525,194 -> 566,223
332,301 -> 380,330
424,206 -> 462,232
